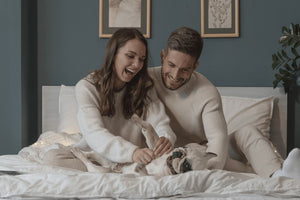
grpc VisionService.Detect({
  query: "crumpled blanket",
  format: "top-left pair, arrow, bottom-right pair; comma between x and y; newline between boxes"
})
19,131 -> 82,164
18,131 -> 213,176
18,131 -> 153,175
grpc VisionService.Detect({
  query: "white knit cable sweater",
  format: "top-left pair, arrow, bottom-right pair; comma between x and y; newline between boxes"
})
148,66 -> 228,169
74,78 -> 176,164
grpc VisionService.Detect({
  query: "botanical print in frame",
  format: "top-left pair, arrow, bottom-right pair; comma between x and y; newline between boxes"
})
99,0 -> 151,38
201,0 -> 239,38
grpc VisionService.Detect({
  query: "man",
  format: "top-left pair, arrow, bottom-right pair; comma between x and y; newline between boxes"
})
149,27 -> 228,170
148,27 -> 300,178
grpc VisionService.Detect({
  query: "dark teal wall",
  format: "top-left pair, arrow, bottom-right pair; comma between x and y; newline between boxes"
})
36,0 -> 300,151
0,0 -> 22,154
21,0 -> 38,150
0,0 -> 37,154
296,102 -> 300,148
1,0 -> 300,154
38,0 -> 300,87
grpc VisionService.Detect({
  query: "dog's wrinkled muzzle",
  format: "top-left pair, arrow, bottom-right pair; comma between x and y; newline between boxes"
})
166,149 -> 192,175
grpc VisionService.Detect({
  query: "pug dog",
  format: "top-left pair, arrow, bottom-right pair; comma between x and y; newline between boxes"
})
71,114 -> 215,176
131,114 -> 215,176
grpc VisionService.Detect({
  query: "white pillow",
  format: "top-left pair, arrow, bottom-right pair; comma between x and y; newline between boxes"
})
57,85 -> 80,134
57,85 -> 274,139
221,96 -> 274,138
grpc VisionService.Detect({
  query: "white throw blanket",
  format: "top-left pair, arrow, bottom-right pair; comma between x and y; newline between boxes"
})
5,122 -> 300,199
19,114 -> 214,176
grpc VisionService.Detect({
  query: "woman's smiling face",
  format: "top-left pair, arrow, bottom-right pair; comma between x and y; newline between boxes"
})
113,38 -> 146,91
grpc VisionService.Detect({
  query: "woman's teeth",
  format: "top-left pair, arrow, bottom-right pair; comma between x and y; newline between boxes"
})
125,67 -> 135,74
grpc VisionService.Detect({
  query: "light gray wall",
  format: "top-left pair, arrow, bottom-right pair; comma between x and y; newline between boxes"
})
1,0 -> 300,154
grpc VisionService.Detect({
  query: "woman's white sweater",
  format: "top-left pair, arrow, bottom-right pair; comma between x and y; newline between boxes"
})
75,78 -> 176,164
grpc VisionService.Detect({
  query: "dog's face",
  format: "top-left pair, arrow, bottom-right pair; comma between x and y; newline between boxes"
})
146,143 -> 215,176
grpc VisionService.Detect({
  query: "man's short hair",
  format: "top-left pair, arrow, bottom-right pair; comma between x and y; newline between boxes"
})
165,27 -> 204,61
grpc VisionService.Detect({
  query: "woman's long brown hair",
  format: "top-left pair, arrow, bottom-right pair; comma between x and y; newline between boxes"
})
88,28 -> 153,119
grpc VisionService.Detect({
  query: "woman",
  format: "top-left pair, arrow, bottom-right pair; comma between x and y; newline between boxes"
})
43,28 -> 176,171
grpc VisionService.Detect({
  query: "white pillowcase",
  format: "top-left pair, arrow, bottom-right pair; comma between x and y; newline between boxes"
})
57,85 -> 274,139
57,85 -> 80,134
221,96 -> 274,138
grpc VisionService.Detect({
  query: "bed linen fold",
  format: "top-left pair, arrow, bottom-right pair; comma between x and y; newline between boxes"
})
0,154 -> 300,199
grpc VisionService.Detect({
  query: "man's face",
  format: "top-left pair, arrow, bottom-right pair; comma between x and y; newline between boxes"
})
161,49 -> 199,90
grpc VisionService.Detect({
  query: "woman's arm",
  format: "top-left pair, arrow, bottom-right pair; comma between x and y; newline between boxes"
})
75,79 -> 138,163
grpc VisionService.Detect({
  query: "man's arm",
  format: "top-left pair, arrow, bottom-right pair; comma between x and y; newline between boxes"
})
201,91 -> 228,169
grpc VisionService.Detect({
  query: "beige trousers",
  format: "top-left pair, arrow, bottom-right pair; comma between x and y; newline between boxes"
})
225,125 -> 283,177
43,148 -> 88,172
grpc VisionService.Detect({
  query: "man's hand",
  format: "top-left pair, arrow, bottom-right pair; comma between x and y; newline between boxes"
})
132,148 -> 154,165
153,137 -> 173,157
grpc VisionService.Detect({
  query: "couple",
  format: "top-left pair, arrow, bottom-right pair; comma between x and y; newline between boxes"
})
44,27 -> 300,179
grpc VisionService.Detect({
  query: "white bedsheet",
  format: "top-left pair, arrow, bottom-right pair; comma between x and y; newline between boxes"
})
0,131 -> 300,199
0,154 -> 300,199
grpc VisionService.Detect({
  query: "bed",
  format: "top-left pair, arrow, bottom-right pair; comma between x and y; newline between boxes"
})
0,86 -> 299,199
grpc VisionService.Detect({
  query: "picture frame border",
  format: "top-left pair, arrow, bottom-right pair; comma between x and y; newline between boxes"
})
201,0 -> 239,38
99,0 -> 151,38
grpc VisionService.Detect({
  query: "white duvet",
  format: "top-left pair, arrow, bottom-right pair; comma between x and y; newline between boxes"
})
0,131 -> 300,199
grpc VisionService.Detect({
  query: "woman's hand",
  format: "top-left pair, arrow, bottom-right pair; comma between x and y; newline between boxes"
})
153,137 -> 173,157
132,148 -> 154,165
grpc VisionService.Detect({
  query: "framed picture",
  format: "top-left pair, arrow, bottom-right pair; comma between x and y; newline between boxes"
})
99,0 -> 151,38
201,0 -> 239,38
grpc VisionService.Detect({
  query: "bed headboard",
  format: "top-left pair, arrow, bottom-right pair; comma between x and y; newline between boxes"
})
42,86 -> 287,158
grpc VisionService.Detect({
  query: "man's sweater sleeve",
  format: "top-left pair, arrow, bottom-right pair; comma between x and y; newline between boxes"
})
201,89 -> 228,169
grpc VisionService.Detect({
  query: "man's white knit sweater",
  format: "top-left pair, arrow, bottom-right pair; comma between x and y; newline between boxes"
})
148,66 -> 228,169
75,78 -> 176,164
